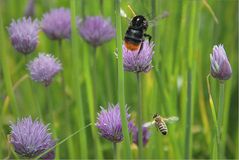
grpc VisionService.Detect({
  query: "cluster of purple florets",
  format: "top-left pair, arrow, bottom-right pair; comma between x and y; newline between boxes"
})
96,104 -> 151,145
10,117 -> 55,159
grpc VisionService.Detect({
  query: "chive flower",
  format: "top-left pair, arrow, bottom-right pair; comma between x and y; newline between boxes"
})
210,44 -> 232,81
41,8 -> 71,40
8,17 -> 39,55
9,117 -> 55,159
77,16 -> 116,47
96,104 -> 132,143
27,53 -> 62,86
123,40 -> 154,73
132,123 -> 150,147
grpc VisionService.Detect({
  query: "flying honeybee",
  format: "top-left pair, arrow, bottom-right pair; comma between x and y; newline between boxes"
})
144,113 -> 178,135
121,5 -> 169,52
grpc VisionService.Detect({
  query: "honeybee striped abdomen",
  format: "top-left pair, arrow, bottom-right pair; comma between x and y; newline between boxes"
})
155,117 -> 168,135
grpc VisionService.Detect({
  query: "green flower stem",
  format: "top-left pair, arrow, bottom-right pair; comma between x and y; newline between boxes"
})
100,0 -> 104,15
113,142 -> 117,159
218,82 -> 225,158
184,1 -> 197,158
184,69 -> 192,159
70,0 -> 88,158
115,0 -> 132,158
93,46 -> 97,110
58,40 -> 75,158
84,45 -> 103,158
207,74 -> 219,158
137,72 -> 143,158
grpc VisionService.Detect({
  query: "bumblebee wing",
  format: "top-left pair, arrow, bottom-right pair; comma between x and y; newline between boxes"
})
163,116 -> 179,124
148,11 -> 169,27
120,8 -> 131,22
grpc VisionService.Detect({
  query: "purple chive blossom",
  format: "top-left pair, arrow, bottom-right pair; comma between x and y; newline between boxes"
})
123,40 -> 154,73
8,17 -> 39,55
78,16 -> 116,47
132,123 -> 150,147
27,53 -> 62,86
210,44 -> 232,81
42,8 -> 71,40
24,0 -> 35,17
9,117 -> 55,159
96,104 -> 132,143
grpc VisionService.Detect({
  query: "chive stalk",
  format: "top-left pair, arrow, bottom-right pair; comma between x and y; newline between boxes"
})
137,72 -> 143,158
218,82 -> 225,158
115,0 -> 132,158
70,0 -> 88,158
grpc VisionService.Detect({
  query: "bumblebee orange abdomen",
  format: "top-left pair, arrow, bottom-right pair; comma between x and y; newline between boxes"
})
124,41 -> 141,51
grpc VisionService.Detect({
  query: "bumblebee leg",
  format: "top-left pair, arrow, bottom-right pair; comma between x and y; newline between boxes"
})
138,42 -> 144,54
144,33 -> 152,43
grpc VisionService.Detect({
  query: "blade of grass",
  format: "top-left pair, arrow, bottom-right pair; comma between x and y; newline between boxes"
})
184,1 -> 197,158
0,15 -> 19,116
34,123 -> 92,160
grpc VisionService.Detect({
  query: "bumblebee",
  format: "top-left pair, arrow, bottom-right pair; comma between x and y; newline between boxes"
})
124,15 -> 151,52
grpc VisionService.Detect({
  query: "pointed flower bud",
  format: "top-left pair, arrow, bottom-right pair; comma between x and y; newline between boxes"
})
8,17 -> 39,55
27,53 -> 62,86
9,117 -> 55,159
123,40 -> 154,73
210,44 -> 232,81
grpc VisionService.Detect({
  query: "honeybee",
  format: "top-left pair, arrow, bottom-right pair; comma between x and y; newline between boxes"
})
144,113 -> 179,135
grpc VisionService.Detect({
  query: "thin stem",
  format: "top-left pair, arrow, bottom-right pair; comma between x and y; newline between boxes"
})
93,46 -> 97,111
70,0 -> 88,158
58,40 -> 75,158
115,0 -> 132,158
151,0 -> 156,41
100,0 -> 104,15
113,142 -> 117,159
184,68 -> 192,159
2,74 -> 29,114
206,74 -> 219,158
83,46 -> 103,159
58,40 -> 65,95
137,72 -> 143,158
218,82 -> 225,158
81,0 -> 85,19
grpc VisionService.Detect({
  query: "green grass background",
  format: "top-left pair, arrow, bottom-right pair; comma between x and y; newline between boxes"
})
0,0 -> 238,159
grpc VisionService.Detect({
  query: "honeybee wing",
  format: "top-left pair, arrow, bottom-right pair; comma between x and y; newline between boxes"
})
163,116 -> 179,124
143,121 -> 155,128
